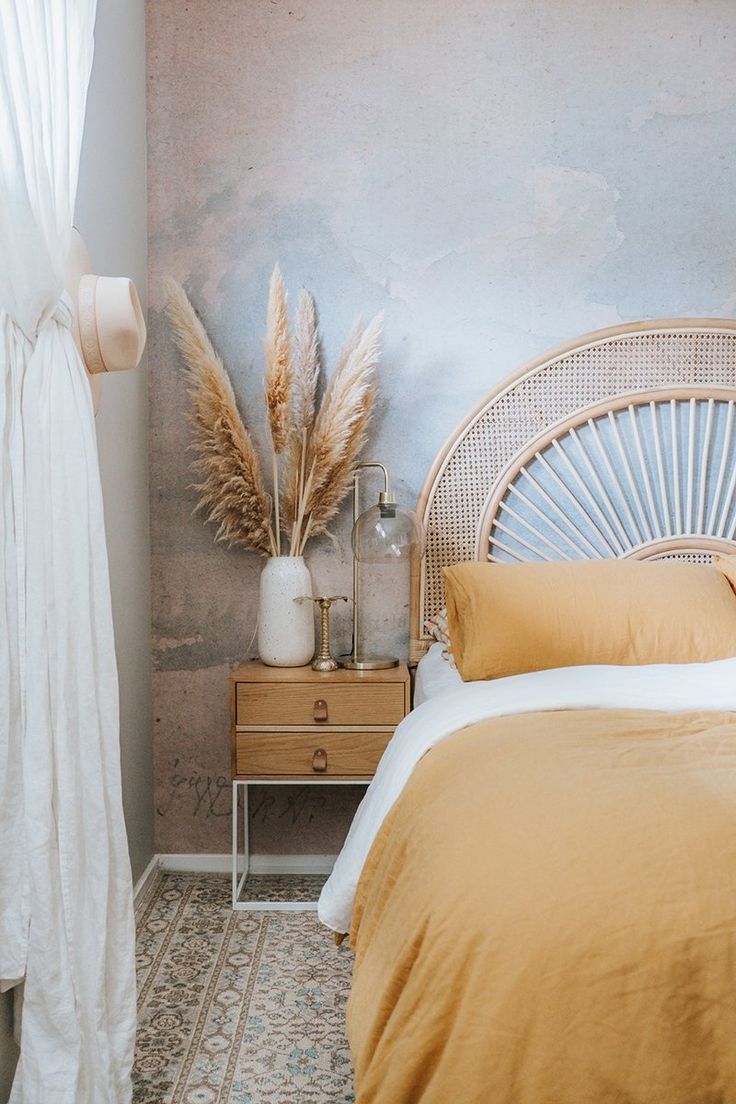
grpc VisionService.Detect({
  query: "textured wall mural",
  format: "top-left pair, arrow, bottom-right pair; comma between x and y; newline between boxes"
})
146,0 -> 736,854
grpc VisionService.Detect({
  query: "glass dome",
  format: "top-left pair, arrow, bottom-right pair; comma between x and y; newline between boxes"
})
352,501 -> 425,563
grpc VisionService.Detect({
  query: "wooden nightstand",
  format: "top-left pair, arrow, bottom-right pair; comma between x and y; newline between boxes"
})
230,660 -> 411,910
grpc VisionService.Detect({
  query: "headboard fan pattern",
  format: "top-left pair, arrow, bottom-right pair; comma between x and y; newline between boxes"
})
410,319 -> 736,661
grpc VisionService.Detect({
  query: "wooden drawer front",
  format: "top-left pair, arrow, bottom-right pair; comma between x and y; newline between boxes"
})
236,682 -> 405,727
235,730 -> 392,778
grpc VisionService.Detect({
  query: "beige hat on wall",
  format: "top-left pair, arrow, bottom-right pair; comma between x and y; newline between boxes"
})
77,272 -> 146,374
65,228 -> 147,411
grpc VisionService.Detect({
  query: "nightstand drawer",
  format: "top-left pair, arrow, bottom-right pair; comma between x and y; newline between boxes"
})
235,730 -> 392,778
235,681 -> 405,727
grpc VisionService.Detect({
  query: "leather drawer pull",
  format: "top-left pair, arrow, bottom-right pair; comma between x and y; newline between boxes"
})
313,698 -> 328,723
312,748 -> 328,772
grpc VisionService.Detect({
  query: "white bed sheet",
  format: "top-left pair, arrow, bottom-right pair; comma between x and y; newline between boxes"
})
413,641 -> 463,705
319,656 -> 736,933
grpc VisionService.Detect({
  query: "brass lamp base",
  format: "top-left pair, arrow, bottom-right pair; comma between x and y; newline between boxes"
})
339,655 -> 399,670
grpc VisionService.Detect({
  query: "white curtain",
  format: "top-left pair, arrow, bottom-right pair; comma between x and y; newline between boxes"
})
0,4 -> 136,1102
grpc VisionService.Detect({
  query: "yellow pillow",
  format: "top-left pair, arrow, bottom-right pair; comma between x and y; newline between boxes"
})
444,559 -> 736,682
716,554 -> 736,595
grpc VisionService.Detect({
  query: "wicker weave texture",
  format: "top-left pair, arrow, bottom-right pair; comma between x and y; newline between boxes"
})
415,325 -> 736,653
485,393 -> 736,564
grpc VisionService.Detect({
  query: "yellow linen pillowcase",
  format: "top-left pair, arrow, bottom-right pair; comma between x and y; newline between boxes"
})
716,554 -> 736,595
444,559 -> 736,682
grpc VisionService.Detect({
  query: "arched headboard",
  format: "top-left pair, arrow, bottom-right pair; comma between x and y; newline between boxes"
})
410,318 -> 736,661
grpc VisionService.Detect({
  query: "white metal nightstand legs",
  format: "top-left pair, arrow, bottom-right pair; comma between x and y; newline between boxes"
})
231,781 -> 319,911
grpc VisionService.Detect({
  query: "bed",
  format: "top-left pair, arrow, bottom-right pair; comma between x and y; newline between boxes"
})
318,319 -> 736,1104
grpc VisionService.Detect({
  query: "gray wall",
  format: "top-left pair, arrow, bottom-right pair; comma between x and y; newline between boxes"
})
76,0 -> 153,885
146,0 -> 736,856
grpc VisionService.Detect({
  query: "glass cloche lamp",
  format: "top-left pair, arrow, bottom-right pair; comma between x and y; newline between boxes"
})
340,461 -> 425,670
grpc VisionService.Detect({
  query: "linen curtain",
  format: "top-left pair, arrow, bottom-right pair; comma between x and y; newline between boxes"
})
0,3 -> 136,1102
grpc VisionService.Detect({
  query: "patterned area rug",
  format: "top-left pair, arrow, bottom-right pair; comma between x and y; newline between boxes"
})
134,871 -> 355,1103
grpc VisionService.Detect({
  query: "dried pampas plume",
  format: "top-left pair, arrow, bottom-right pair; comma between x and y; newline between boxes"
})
165,279 -> 276,556
293,315 -> 381,554
282,289 -> 321,534
263,264 -> 293,553
292,289 -> 320,431
264,264 -> 292,451
167,266 -> 381,560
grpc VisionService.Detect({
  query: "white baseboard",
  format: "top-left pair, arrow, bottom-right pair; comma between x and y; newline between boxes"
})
133,855 -> 161,906
158,852 -> 336,876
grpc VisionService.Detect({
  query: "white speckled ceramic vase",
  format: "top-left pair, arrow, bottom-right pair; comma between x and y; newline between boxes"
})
257,556 -> 315,667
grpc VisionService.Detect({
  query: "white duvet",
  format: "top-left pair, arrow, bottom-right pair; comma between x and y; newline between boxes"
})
318,657 -> 736,934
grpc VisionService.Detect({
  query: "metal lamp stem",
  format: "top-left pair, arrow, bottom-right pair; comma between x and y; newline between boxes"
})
352,469 -> 360,664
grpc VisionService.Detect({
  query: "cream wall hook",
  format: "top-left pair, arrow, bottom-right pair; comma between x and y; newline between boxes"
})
77,272 -> 146,375
65,228 -> 147,412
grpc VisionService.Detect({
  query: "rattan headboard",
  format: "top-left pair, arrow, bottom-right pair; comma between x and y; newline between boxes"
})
410,318 -> 736,661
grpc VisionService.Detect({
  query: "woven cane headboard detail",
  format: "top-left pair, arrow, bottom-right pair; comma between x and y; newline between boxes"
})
482,388 -> 736,564
410,319 -> 736,661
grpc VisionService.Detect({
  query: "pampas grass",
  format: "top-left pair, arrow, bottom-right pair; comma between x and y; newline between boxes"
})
282,289 -> 320,538
263,265 -> 292,555
263,264 -> 293,452
292,289 -> 320,430
291,316 -> 381,555
165,279 -> 276,556
166,265 -> 380,559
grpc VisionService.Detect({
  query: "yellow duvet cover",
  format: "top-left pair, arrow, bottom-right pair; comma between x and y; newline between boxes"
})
348,708 -> 736,1104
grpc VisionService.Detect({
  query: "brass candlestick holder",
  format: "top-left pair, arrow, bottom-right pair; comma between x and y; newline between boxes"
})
309,595 -> 349,672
